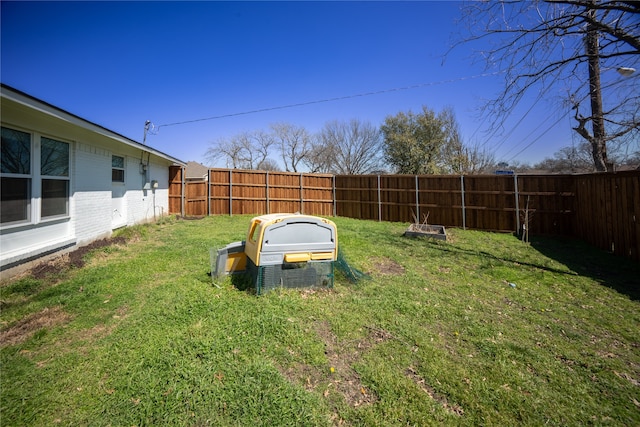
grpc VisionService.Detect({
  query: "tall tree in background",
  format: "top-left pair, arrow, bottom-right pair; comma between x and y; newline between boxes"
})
315,119 -> 384,175
204,135 -> 245,169
456,0 -> 640,171
204,130 -> 275,170
535,143 -> 595,173
303,138 -> 335,174
381,106 -> 456,174
271,123 -> 311,172
438,107 -> 497,174
535,139 -> 640,172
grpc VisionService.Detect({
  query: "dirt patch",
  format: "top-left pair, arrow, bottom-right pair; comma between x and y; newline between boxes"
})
368,257 -> 405,276
177,215 -> 205,221
0,306 -> 71,347
315,321 -> 378,407
279,321 -> 397,409
30,237 -> 127,280
405,366 -> 464,416
72,305 -> 129,345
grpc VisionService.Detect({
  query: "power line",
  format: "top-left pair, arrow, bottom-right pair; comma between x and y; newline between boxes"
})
503,113 -> 567,163
155,71 -> 504,129
482,90 -> 548,153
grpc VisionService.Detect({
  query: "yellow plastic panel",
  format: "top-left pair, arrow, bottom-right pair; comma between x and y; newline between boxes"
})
225,252 -> 247,273
310,252 -> 334,260
284,253 -> 311,263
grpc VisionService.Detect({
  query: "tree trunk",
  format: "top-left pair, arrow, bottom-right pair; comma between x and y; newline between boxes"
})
586,7 -> 609,172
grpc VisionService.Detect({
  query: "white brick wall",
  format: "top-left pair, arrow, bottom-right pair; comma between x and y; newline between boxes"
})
73,142 -> 112,244
74,147 -> 172,232
123,158 -> 170,225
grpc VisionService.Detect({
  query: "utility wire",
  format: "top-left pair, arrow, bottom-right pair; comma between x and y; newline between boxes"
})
503,113 -> 567,163
500,100 -> 568,160
155,71 -> 503,129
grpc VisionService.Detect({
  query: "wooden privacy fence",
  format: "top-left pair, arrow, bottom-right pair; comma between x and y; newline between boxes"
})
169,167 -> 639,262
334,174 -> 576,235
169,167 -> 334,217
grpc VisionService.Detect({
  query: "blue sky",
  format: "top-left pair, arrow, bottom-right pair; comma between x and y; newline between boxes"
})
1,1 -> 578,168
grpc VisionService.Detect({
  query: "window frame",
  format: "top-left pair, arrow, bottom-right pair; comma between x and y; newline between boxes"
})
1,127 -> 33,225
40,136 -> 70,220
112,155 -> 125,183
0,126 -> 72,228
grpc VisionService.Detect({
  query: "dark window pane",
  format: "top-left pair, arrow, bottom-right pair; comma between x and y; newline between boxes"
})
112,156 -> 125,182
112,155 -> 124,168
1,127 -> 31,174
1,177 -> 30,223
41,179 -> 69,218
41,137 -> 69,177
112,169 -> 125,182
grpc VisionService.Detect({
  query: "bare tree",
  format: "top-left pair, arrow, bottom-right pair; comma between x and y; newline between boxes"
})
303,136 -> 336,174
315,119 -> 384,175
438,107 -> 497,174
445,144 -> 496,175
204,136 -> 245,168
535,138 -> 639,172
271,123 -> 311,172
204,130 -> 276,170
455,0 -> 640,171
438,108 -> 465,174
535,142 -> 595,173
245,130 -> 275,170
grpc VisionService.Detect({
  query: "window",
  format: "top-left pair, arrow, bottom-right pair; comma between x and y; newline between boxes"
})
1,177 -> 31,223
1,127 -> 71,225
112,155 -> 125,182
1,127 -> 31,224
41,137 -> 69,218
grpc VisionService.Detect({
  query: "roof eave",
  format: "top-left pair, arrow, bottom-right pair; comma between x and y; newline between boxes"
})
1,83 -> 187,166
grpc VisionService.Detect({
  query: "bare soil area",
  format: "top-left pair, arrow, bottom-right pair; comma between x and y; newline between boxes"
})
0,306 -> 71,347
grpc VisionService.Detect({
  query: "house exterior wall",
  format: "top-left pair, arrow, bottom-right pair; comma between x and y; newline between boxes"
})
1,87 -> 183,271
71,142 -> 170,246
72,141 -> 113,246
123,159 -> 170,227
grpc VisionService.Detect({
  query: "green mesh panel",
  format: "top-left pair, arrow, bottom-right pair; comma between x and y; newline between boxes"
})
248,259 -> 333,295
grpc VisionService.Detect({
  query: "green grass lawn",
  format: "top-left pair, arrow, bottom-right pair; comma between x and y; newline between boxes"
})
1,215 -> 639,426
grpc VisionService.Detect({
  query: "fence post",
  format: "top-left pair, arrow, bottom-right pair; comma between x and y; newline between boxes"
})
300,172 -> 304,214
460,175 -> 466,230
181,166 -> 185,218
377,175 -> 382,222
266,171 -> 270,214
229,169 -> 233,216
207,169 -> 210,216
514,174 -> 520,235
415,175 -> 419,222
332,175 -> 336,217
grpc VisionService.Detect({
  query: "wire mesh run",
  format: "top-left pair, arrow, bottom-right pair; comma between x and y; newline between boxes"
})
247,260 -> 334,295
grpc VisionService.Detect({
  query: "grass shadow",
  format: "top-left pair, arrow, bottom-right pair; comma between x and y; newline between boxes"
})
229,272 -> 256,294
427,239 -> 579,276
423,234 -> 640,301
208,270 -> 256,294
529,236 -> 640,301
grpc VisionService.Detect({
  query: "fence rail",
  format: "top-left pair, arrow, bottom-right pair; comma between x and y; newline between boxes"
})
168,166 -> 639,262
